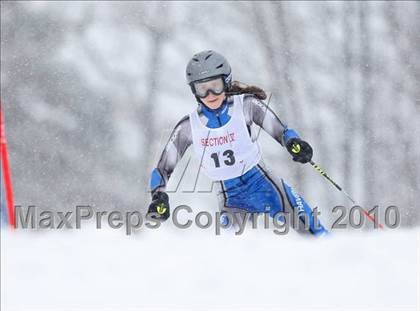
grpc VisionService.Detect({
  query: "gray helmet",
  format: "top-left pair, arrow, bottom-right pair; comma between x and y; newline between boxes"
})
186,50 -> 232,86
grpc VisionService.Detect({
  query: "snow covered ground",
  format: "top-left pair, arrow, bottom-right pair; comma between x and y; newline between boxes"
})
1,225 -> 419,311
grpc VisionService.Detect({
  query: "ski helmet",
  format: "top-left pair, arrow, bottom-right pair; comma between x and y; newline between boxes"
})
186,50 -> 232,94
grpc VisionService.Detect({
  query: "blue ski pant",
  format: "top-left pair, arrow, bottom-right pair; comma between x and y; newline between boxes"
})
215,161 -> 327,236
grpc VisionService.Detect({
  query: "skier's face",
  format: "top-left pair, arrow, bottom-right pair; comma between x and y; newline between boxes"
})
201,92 -> 226,109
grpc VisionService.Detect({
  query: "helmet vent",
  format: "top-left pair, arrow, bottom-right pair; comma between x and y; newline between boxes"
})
205,53 -> 213,60
216,63 -> 224,69
192,58 -> 199,62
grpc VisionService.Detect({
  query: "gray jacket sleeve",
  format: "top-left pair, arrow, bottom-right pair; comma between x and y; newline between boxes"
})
149,115 -> 192,195
242,94 -> 289,146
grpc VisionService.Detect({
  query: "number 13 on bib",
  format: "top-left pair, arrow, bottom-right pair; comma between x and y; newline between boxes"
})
190,94 -> 262,181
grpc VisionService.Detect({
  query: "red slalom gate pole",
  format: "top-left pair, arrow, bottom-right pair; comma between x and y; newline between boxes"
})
0,103 -> 15,228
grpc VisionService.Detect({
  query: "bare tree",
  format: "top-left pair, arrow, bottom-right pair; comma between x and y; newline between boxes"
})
342,2 -> 356,195
249,2 -> 305,187
271,2 -> 305,188
75,3 -> 174,208
383,3 -> 419,225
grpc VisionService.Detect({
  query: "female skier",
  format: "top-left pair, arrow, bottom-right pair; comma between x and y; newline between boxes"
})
147,50 -> 327,236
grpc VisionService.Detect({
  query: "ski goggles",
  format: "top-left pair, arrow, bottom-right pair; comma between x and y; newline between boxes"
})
192,77 -> 225,98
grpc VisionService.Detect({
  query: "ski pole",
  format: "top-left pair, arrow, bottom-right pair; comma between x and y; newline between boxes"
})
309,160 -> 384,229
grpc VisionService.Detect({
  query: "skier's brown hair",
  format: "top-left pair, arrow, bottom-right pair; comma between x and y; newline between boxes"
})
226,81 -> 267,100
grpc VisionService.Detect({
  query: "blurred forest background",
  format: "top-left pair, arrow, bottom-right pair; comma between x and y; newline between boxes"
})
1,1 -> 419,227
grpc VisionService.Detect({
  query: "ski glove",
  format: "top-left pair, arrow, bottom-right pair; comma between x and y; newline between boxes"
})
147,191 -> 170,221
286,138 -> 313,164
